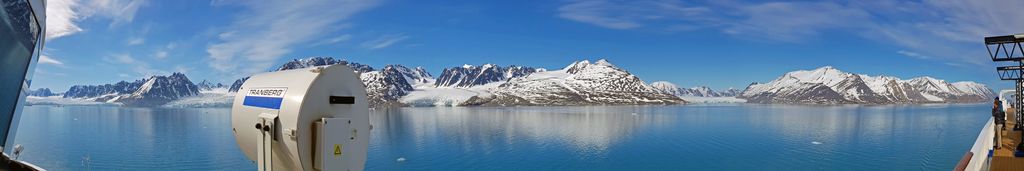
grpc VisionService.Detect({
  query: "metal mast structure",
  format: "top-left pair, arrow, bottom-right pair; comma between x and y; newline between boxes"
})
987,33 -> 1024,131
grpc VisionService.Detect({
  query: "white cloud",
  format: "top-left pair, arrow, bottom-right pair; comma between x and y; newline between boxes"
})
82,0 -> 146,27
897,50 -> 929,59
45,0 -> 147,40
46,0 -> 84,39
360,34 -> 408,50
127,37 -> 145,45
38,55 -> 65,65
555,0 -> 1024,66
108,53 -> 135,64
153,42 -> 176,59
154,50 -> 168,59
206,0 -> 379,76
324,34 -> 353,45
723,2 -> 870,42
859,0 -> 1024,66
557,0 -> 712,30
34,70 -> 67,77
104,53 -> 165,77
173,65 -> 191,74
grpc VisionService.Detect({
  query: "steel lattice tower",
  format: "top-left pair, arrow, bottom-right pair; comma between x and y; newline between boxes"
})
987,34 -> 1024,131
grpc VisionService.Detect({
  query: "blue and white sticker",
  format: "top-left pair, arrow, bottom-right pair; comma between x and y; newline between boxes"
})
243,87 -> 288,109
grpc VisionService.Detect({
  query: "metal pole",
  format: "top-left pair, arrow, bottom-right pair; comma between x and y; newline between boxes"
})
1018,60 -> 1024,130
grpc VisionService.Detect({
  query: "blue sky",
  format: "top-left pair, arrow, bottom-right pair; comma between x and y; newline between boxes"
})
36,0 -> 1023,92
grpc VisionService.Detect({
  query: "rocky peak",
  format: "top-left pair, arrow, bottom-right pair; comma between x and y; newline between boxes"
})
435,63 -> 539,87
276,56 -> 374,73
27,88 -> 58,97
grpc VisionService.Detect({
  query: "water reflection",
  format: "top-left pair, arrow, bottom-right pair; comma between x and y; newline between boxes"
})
10,104 -> 991,171
371,106 -> 670,155
368,104 -> 989,170
14,106 -> 253,170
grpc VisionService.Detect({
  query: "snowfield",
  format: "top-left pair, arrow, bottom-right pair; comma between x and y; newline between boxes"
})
400,82 -> 501,107
163,88 -> 234,108
678,96 -> 747,103
400,87 -> 487,107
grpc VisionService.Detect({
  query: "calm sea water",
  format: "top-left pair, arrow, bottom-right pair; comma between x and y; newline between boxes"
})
13,104 -> 989,170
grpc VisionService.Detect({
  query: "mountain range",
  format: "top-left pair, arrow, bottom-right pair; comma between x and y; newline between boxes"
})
60,73 -> 200,106
738,66 -> 994,104
468,60 -> 684,106
229,57 -> 683,107
650,81 -> 740,97
31,57 -> 993,107
26,88 -> 58,97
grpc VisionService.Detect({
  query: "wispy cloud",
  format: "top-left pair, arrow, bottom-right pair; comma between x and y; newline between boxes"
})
45,0 -> 147,40
127,37 -> 145,45
46,0 -> 84,40
722,2 -> 870,42
104,53 -> 164,77
557,0 -> 713,30
555,0 -> 1024,66
361,34 -> 409,50
321,34 -> 353,45
206,0 -> 379,76
34,70 -> 67,77
38,55 -> 65,65
153,42 -> 176,59
154,51 -> 168,59
106,53 -> 136,64
173,65 -> 192,74
897,50 -> 929,59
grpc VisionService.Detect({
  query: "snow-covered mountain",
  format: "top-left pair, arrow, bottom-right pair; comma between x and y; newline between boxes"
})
739,66 -> 994,104
117,73 -> 202,106
228,57 -> 683,107
26,88 -> 59,97
649,81 -> 745,103
229,57 -> 374,92
434,64 -> 540,87
276,56 -> 375,73
392,65 -> 434,86
64,80 -> 144,98
719,88 -> 742,97
650,81 -> 734,97
463,59 -> 684,106
196,80 -> 226,91
228,57 -> 422,107
60,73 -> 201,106
360,65 -> 417,106
228,77 -> 248,92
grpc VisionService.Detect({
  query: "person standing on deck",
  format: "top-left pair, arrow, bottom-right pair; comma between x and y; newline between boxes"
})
993,97 -> 1005,149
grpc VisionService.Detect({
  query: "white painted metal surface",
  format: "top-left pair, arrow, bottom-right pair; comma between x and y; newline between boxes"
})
231,65 -> 369,171
315,118 -> 352,170
964,117 -> 995,171
999,89 -> 1014,111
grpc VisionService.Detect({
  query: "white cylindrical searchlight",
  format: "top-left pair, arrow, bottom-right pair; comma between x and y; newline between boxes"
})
231,64 -> 369,171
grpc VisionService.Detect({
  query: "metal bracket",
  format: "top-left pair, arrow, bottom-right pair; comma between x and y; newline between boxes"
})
257,113 -> 279,171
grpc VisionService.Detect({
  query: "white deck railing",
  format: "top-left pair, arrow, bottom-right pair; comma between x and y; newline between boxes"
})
959,117 -> 994,171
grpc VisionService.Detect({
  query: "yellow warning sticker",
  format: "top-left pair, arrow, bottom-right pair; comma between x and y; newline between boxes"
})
333,144 -> 343,157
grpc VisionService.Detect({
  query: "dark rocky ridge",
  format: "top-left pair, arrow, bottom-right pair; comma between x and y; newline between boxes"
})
434,64 -> 538,87
61,73 -> 201,106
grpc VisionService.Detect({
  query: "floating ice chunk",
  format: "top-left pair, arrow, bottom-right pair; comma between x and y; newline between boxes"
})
396,157 -> 406,162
